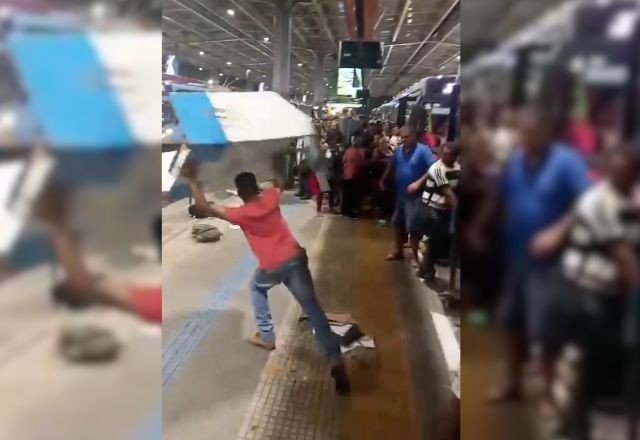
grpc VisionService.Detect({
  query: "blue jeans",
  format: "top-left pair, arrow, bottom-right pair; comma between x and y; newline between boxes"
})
250,250 -> 342,362
391,196 -> 422,236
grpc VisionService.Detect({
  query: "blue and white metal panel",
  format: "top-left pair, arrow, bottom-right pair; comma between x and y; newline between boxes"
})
168,91 -> 315,146
5,31 -> 161,149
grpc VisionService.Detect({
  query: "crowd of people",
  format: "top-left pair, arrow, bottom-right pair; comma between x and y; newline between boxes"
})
296,109 -> 461,294
461,99 -> 640,438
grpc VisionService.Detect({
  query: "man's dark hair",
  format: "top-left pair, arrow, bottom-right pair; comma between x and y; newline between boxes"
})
609,142 -> 640,171
235,172 -> 260,197
443,141 -> 460,159
352,136 -> 365,148
403,123 -> 417,135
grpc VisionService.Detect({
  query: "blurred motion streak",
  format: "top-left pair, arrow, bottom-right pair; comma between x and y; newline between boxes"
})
462,1 -> 640,439
0,1 -> 161,439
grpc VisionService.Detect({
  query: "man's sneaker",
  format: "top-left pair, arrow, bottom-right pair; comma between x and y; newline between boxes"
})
248,332 -> 275,351
330,362 -> 351,394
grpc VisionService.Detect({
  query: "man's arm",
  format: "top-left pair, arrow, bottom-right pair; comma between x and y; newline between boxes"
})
34,187 -> 133,311
380,154 -> 395,191
188,181 -> 229,220
407,169 -> 430,194
181,159 -> 229,221
530,213 -> 575,258
48,226 -> 96,293
611,241 -> 640,291
443,187 -> 458,209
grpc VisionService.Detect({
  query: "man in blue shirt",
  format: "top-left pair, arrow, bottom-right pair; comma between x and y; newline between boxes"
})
483,107 -> 591,403
381,125 -> 435,266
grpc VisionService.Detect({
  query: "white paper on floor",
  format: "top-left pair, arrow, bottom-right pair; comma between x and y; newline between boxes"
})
327,323 -> 376,354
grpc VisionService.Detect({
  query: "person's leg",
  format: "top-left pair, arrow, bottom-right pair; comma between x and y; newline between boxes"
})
299,175 -> 310,198
407,199 -> 424,268
388,199 -> 407,260
328,179 -> 337,208
489,270 -> 527,401
315,193 -> 323,213
350,177 -> 359,215
249,270 -> 278,347
449,233 -> 459,293
282,255 -> 350,392
283,260 -> 341,361
340,180 -> 348,215
341,179 -> 353,216
527,267 -> 562,401
327,191 -> 338,213
422,208 -> 447,279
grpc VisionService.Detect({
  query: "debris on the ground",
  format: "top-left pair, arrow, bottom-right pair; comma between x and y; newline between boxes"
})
340,323 -> 366,346
329,323 -> 375,353
191,223 -> 222,243
59,325 -> 120,363
299,311 -> 356,325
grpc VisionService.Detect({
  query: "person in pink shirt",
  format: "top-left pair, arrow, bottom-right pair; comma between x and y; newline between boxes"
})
341,137 -> 366,218
180,158 -> 351,394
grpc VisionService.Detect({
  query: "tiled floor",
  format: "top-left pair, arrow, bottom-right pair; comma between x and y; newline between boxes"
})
238,313 -> 341,440
236,217 -> 455,440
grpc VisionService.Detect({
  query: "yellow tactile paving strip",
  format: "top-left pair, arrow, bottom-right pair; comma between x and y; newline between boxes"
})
461,325 -> 540,440
339,221 -> 423,440
236,217 -> 426,440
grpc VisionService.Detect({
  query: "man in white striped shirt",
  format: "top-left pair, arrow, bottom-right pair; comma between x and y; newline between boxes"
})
407,142 -> 460,281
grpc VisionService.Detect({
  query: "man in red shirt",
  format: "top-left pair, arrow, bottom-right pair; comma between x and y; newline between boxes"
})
181,159 -> 351,393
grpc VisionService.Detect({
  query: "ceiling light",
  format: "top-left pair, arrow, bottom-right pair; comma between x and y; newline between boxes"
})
456,55 -> 461,61
199,67 -> 203,71
226,61 -> 232,65
407,19 -> 413,24
0,111 -> 16,130
227,9 -> 235,16
262,74 -> 267,77
297,63 -> 303,67
263,37 -> 269,42
208,79 -> 214,85
219,73 -> 223,76
91,2 -> 108,20
199,51 -> 204,56
408,12 -> 413,18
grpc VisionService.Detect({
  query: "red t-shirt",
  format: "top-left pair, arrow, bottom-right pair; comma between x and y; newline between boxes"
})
225,188 -> 301,270
343,147 -> 365,180
130,286 -> 162,323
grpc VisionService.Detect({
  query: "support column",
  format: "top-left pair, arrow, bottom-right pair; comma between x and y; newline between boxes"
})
313,51 -> 326,106
272,0 -> 294,97
245,69 -> 253,91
